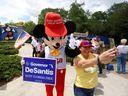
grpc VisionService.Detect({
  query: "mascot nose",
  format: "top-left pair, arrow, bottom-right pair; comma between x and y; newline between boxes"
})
56,43 -> 60,47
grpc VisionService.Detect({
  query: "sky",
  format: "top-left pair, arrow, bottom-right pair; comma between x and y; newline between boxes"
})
0,0 -> 127,25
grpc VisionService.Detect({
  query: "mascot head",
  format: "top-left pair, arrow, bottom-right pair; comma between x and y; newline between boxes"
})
33,12 -> 76,50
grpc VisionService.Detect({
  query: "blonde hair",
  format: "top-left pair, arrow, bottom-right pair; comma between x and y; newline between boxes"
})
120,39 -> 127,44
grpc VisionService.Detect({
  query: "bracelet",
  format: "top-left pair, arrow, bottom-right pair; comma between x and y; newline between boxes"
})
97,56 -> 102,65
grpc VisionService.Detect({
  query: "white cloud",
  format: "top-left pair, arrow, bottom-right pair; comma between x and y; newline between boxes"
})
0,0 -> 29,24
0,0 -> 127,24
84,0 -> 128,12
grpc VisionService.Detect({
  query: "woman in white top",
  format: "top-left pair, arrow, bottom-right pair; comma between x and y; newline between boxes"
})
31,37 -> 41,57
117,39 -> 128,74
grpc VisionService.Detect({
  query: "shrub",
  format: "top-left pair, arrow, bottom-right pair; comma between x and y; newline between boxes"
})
0,49 -> 18,55
0,55 -> 22,81
0,41 -> 22,84
0,41 -> 18,55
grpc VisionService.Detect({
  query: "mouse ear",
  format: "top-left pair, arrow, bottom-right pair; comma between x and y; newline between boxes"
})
65,21 -> 76,35
32,24 -> 45,38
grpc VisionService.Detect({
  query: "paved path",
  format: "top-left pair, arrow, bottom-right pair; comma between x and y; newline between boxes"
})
0,43 -> 128,96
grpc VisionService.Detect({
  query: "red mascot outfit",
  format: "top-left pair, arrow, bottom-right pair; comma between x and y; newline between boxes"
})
32,12 -> 79,96
45,46 -> 66,96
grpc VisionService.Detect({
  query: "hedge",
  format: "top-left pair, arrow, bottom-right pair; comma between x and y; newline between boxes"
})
0,41 -> 22,85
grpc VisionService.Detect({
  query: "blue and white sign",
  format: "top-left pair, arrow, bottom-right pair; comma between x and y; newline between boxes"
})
23,57 -> 57,85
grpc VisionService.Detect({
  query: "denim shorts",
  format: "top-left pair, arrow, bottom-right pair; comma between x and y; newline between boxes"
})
74,84 -> 95,96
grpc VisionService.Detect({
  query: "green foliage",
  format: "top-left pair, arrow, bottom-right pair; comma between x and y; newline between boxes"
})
91,11 -> 107,22
23,21 -> 36,35
68,2 -> 88,32
0,49 -> 18,55
0,55 -> 22,81
86,11 -> 108,35
108,1 -> 128,15
5,21 -> 17,27
0,42 -> 22,83
106,2 -> 128,44
0,42 -> 18,55
86,19 -> 104,35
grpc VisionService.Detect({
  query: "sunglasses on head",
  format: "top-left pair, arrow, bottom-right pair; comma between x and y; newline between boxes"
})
83,42 -> 91,45
82,46 -> 91,48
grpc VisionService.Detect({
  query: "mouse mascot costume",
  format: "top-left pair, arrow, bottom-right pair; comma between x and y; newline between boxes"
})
33,12 -> 79,96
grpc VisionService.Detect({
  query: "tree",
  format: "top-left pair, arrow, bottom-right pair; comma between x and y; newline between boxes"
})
107,2 -> 128,44
68,2 -> 88,32
23,21 -> 36,35
5,21 -> 16,27
91,11 -> 108,22
86,19 -> 104,35
86,11 -> 108,35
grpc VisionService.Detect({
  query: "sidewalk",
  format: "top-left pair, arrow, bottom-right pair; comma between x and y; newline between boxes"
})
0,43 -> 128,96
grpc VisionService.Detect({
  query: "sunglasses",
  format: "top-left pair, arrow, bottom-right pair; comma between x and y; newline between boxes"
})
82,46 -> 92,48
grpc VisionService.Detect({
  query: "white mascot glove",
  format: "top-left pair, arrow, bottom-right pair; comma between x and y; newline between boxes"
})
21,58 -> 25,65
69,38 -> 76,49
75,40 -> 81,48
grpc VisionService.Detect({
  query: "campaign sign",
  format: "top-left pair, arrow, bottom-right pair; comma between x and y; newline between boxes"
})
23,57 -> 57,85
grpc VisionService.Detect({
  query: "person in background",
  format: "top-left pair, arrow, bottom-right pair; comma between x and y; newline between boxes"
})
91,37 -> 100,53
91,36 -> 105,74
68,33 -> 76,66
35,39 -> 43,57
73,40 -> 116,96
31,36 -> 41,57
116,38 -> 128,74
38,42 -> 45,57
31,36 -> 37,57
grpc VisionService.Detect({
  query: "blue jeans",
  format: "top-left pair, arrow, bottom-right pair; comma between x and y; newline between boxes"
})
117,54 -> 127,73
74,84 -> 95,96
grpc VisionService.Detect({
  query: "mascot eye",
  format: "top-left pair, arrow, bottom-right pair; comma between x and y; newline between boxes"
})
51,37 -> 54,40
46,36 -> 49,41
60,37 -> 62,39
